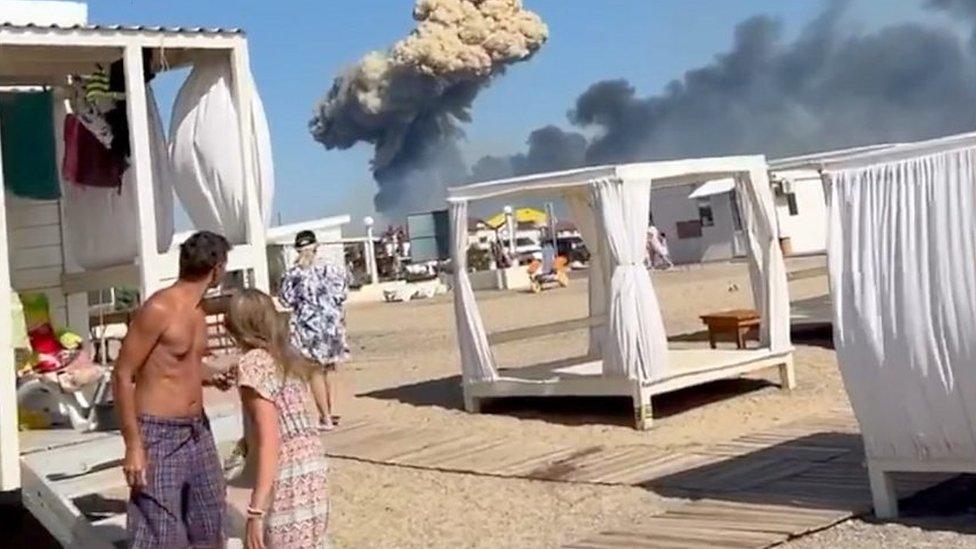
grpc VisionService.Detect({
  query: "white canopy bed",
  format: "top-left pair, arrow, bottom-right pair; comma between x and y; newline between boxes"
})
0,19 -> 271,546
791,131 -> 976,518
447,157 -> 795,430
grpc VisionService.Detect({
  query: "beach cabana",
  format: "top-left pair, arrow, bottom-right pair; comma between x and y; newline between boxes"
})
0,12 -> 270,546
447,157 -> 795,429
789,131 -> 976,518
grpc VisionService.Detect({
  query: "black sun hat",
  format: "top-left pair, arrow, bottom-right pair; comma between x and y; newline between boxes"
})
295,230 -> 317,249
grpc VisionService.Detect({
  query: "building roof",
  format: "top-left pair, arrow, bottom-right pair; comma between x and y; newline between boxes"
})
448,157 -> 768,204
266,215 -> 352,245
0,22 -> 243,35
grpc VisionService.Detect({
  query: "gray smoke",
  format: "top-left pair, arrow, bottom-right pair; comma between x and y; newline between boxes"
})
481,0 -> 976,176
473,125 -> 586,180
310,0 -> 548,215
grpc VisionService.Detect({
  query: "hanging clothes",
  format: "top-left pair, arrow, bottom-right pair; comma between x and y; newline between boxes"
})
68,49 -> 157,175
62,113 -> 125,189
58,87 -> 175,270
0,91 -> 61,200
70,78 -> 114,148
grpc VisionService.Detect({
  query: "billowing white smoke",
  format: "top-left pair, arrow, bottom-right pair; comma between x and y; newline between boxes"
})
310,0 -> 548,214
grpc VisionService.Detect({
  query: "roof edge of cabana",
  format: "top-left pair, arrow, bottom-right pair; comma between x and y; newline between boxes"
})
446,155 -> 769,204
0,22 -> 246,49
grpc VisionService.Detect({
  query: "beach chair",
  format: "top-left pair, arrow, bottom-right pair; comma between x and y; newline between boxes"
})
528,249 -> 569,293
17,294 -> 238,432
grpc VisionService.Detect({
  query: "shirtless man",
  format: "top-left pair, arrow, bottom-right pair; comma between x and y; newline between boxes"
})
114,231 -> 232,548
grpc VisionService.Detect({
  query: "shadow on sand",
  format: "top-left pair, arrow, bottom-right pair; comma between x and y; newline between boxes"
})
641,430 -> 976,537
362,372 -> 776,428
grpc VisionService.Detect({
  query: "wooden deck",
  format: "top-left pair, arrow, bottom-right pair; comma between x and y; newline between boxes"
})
325,408 -> 954,548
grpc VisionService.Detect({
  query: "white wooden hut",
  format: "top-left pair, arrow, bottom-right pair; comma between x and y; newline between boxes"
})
785,131 -> 976,518
266,214 -> 351,292
447,157 -> 795,430
0,13 -> 270,546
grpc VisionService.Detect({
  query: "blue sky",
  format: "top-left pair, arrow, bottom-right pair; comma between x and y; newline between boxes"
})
83,0 -> 954,229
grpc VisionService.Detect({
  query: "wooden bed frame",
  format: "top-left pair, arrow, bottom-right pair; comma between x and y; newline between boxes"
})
467,318 -> 795,430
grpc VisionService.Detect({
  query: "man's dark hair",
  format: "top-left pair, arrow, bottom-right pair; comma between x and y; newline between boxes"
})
179,231 -> 231,280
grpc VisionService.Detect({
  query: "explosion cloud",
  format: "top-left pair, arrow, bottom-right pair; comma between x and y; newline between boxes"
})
310,0 -> 548,215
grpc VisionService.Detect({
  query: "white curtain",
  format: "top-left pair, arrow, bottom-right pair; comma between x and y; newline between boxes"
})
826,147 -> 976,462
590,177 -> 669,380
565,190 -> 607,357
170,58 -> 274,245
450,201 -> 498,383
59,87 -> 175,270
735,169 -> 791,352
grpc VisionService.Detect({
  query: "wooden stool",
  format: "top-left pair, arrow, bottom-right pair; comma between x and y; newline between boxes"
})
700,309 -> 760,349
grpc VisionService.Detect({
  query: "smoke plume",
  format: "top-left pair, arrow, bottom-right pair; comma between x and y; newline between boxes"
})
481,0 -> 976,177
310,0 -> 548,214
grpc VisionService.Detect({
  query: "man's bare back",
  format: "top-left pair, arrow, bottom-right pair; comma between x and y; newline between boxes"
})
133,286 -> 208,418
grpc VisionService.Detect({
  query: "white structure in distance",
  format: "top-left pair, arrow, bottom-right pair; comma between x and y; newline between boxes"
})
265,215 -> 351,292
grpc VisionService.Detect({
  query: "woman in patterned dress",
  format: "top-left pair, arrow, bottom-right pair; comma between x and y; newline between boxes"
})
278,230 -> 349,431
226,289 -> 329,548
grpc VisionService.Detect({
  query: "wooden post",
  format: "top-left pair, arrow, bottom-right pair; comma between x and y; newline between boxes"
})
123,45 -> 161,299
868,464 -> 898,518
0,112 -> 20,490
229,40 -> 270,293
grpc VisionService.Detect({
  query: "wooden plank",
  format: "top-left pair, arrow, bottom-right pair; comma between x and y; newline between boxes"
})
494,446 -> 585,476
601,452 -> 724,486
11,266 -> 62,291
425,438 -> 513,470
398,435 -> 500,468
20,461 -> 113,549
54,466 -> 125,499
560,446 -> 650,482
7,200 -> 60,228
10,244 -> 62,270
10,224 -> 62,248
654,455 -> 815,493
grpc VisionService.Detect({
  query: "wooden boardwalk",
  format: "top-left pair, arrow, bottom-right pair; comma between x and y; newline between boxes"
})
324,410 -> 953,548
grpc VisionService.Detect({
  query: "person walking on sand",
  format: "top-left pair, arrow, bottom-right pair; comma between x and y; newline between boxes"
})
226,289 -> 329,549
657,231 -> 675,269
278,230 -> 350,431
113,231 -> 232,548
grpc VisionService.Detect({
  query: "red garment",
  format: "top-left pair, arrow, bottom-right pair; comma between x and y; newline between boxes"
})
62,114 -> 126,189
27,323 -> 63,372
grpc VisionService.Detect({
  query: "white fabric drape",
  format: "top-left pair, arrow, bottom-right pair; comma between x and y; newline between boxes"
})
565,190 -> 607,357
735,169 -> 791,352
450,201 -> 498,383
170,59 -> 274,245
826,147 -> 976,462
590,177 -> 669,380
59,88 -> 175,270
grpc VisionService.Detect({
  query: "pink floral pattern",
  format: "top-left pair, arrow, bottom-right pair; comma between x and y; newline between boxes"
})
237,349 -> 329,547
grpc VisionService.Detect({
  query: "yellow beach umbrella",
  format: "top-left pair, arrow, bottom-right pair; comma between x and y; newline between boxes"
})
484,207 -> 548,229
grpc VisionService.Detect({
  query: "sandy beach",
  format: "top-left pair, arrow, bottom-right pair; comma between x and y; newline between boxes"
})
324,256 -> 952,548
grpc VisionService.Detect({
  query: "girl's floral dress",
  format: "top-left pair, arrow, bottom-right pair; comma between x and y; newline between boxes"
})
237,348 -> 329,547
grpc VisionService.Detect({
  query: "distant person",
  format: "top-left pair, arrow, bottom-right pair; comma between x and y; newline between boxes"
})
645,225 -> 661,268
113,231 -> 231,548
226,289 -> 329,549
657,232 -> 674,269
278,230 -> 350,431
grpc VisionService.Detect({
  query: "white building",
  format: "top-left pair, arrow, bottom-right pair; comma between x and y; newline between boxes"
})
648,166 -> 829,265
0,3 -> 273,545
466,218 -> 496,252
265,215 -> 351,292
